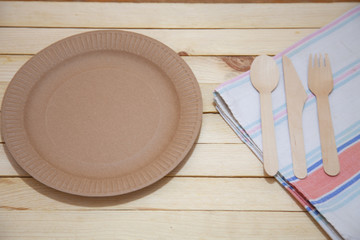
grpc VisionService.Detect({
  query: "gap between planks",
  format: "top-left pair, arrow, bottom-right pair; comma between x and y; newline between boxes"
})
0,113 -> 242,143
0,177 -> 303,211
0,55 -> 252,84
7,209 -> 301,213
0,141 -> 265,177
0,54 -> 255,113
0,2 -> 357,29
0,210 -> 328,239
0,176 -> 273,179
0,27 -> 317,55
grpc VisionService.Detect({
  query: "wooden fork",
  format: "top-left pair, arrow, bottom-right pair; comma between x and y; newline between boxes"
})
308,54 -> 340,176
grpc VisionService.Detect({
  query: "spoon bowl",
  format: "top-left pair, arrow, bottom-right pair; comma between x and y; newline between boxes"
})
250,55 -> 280,93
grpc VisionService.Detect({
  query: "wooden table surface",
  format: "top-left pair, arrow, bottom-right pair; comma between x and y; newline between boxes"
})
0,1 -> 358,239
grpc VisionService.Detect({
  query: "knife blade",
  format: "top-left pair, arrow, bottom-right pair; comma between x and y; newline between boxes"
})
282,56 -> 308,179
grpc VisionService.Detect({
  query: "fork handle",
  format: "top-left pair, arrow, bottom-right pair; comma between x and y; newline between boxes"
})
260,92 -> 278,176
316,95 -> 340,176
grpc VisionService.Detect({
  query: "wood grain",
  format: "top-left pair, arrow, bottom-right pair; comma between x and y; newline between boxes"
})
0,114 -> 246,176
0,55 -> 253,113
0,113 -> 240,143
0,0 -> 356,2
0,55 -> 245,84
0,177 -> 301,211
0,81 -> 220,113
0,2 -> 356,28
0,143 -> 265,177
0,82 -> 219,113
0,28 -> 316,55
0,211 -> 327,240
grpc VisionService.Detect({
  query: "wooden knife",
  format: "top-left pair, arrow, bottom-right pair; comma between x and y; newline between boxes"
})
282,56 -> 308,179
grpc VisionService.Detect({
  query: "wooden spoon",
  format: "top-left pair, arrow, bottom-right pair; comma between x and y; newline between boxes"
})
250,55 -> 280,176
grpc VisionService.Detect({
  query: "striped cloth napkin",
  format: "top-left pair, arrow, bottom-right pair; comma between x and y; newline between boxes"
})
214,5 -> 360,240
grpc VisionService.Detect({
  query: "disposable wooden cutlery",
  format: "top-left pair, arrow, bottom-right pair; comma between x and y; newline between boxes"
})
250,55 -> 279,176
308,54 -> 340,176
283,56 -> 308,179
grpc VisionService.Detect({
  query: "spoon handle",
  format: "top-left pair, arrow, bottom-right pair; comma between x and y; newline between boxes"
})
316,95 -> 340,176
260,92 -> 279,176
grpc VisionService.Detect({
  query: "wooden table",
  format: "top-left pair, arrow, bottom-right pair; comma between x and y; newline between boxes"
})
0,1 -> 358,239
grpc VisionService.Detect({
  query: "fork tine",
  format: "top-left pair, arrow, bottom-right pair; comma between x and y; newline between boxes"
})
314,54 -> 318,67
308,54 -> 313,70
319,53 -> 324,67
325,53 -> 331,68
324,53 -> 334,85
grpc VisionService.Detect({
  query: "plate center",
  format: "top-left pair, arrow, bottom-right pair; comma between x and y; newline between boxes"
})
24,50 -> 180,178
46,67 -> 160,164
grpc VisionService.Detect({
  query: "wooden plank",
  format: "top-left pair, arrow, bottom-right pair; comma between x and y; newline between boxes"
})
0,210 -> 327,239
0,114 -> 243,175
0,177 -> 301,211
0,112 -> 248,176
199,114 -> 240,143
0,143 -> 263,177
201,83 -> 217,112
171,143 -> 262,176
1,0 -> 356,2
0,143 -> 28,176
0,28 -> 316,55
0,82 -> 219,112
0,55 -> 252,112
0,82 -> 7,107
187,56 -> 249,84
0,2 -> 356,28
0,55 -> 247,84
0,112 -> 239,144
0,55 -> 252,113
0,55 -> 28,83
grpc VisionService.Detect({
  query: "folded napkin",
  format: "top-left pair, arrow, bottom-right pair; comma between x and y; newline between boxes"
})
214,5 -> 360,240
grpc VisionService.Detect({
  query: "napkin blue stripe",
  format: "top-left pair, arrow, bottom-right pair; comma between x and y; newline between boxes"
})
286,133 -> 360,182
280,121 -> 360,177
217,9 -> 360,96
320,186 -> 360,214
310,172 -> 360,205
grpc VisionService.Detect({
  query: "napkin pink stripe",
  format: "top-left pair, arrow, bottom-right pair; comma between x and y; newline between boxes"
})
272,4 -> 360,61
246,108 -> 288,135
216,5 -> 360,90
334,64 -> 360,84
292,141 -> 360,200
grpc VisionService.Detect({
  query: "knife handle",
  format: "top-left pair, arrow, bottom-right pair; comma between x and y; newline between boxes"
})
260,92 -> 278,176
287,113 -> 307,179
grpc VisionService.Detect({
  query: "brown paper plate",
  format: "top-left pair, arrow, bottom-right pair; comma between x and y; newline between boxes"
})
1,30 -> 202,197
